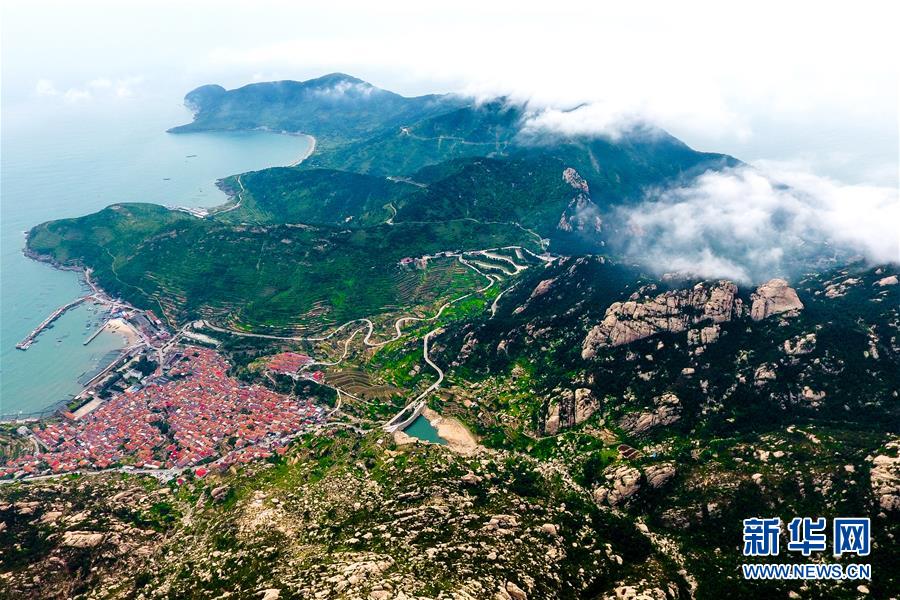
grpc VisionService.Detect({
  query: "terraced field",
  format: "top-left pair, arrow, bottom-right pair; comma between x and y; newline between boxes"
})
326,367 -> 401,401
27,204 -> 539,336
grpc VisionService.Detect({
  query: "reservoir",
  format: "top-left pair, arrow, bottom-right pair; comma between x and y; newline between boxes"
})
0,98 -> 312,416
404,415 -> 448,445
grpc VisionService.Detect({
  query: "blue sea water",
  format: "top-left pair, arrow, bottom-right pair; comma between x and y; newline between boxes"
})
0,100 -> 311,415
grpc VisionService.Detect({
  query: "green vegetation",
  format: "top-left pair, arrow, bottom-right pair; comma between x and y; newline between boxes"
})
13,74 -> 900,600
306,100 -> 523,175
169,73 -> 463,143
215,168 -> 411,226
28,204 -> 536,333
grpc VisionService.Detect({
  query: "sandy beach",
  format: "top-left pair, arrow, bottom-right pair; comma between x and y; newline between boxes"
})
288,134 -> 317,166
104,318 -> 140,345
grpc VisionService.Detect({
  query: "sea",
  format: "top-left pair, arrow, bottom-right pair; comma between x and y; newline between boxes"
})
0,99 -> 312,416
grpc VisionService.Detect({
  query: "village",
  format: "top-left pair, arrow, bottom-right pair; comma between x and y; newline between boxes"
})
3,331 -> 325,479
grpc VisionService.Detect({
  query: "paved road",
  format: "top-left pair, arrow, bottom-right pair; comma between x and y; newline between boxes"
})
195,247 -> 539,432
212,173 -> 246,215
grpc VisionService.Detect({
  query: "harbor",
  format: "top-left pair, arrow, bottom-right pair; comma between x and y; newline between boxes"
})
15,296 -> 90,350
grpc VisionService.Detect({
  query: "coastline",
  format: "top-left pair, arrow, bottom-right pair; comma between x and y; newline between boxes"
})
210,131 -> 316,214
12,127 -> 316,417
288,134 -> 317,166
103,317 -> 140,346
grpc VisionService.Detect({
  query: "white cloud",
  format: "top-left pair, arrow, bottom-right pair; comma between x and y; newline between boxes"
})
6,1 -> 897,185
62,88 -> 92,102
612,164 -> 900,282
32,76 -> 144,103
311,80 -> 374,99
518,103 -> 643,141
34,79 -> 59,96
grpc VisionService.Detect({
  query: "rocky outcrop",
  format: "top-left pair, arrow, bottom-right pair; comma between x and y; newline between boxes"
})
558,168 -> 602,233
582,282 -> 740,358
643,463 -> 676,489
875,275 -> 898,287
688,324 -> 720,346
783,332 -> 816,356
544,401 -> 562,436
563,167 -> 589,193
593,465 -> 642,507
505,581 -> 528,600
61,531 -> 105,548
457,333 -> 478,363
573,388 -> 599,424
619,393 -> 681,436
558,196 -> 603,233
750,279 -> 803,320
825,278 -> 861,298
870,439 -> 900,512
754,363 -> 777,386
544,388 -> 600,434
529,278 -> 556,300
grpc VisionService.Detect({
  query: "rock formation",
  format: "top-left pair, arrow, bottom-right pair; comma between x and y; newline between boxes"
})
562,167 -> 589,193
558,168 -> 602,233
870,439 -> 900,512
750,278 -> 803,320
643,463 -> 676,489
619,393 -> 681,436
582,282 -> 740,358
544,387 -> 600,434
594,465 -> 642,507
783,332 -> 816,356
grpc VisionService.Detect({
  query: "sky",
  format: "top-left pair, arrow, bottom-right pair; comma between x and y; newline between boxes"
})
2,0 -> 898,278
2,0 -> 897,187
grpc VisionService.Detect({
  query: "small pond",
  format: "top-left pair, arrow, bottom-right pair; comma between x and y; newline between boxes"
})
403,415 -> 448,445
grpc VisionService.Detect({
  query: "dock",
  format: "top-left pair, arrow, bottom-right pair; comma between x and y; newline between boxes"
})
15,296 -> 89,350
83,319 -> 109,346
72,344 -> 141,401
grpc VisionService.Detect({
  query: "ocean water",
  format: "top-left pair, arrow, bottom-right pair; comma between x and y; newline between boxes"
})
0,100 -> 311,416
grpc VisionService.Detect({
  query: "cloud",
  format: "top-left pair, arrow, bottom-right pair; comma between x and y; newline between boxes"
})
62,88 -> 92,103
33,76 -> 144,103
311,80 -> 374,100
610,164 -> 900,282
34,79 -> 59,97
518,102 -> 643,141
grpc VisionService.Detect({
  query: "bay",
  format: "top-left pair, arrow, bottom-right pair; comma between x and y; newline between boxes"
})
0,99 -> 311,415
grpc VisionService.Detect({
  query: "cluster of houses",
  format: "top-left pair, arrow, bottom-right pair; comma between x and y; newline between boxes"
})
1,347 -> 324,479
267,351 -> 313,374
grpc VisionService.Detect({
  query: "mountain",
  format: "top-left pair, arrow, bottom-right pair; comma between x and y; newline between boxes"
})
168,73 -> 462,142
9,75 -> 899,599
27,203 -> 536,334
305,100 -> 525,174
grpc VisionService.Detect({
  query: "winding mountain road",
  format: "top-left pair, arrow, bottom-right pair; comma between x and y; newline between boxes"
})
202,247 -> 538,430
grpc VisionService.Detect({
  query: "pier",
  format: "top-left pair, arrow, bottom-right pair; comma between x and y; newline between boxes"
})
83,319 -> 110,346
15,296 -> 89,350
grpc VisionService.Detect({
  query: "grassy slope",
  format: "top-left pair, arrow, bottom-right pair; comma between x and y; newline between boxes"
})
27,205 -> 537,333
215,168 -> 413,227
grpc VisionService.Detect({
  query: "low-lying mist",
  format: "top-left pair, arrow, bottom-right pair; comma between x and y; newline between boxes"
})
605,163 -> 899,283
